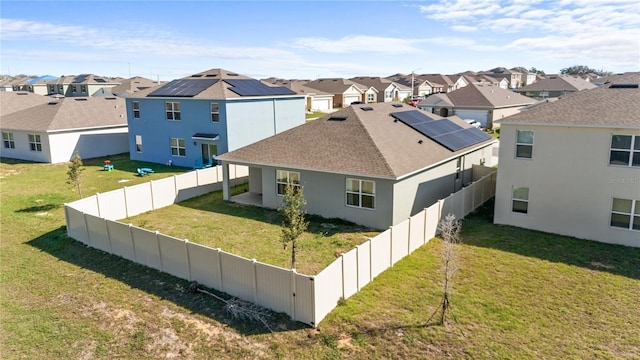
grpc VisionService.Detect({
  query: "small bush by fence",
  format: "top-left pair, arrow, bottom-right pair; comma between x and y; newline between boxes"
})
65,165 -> 496,327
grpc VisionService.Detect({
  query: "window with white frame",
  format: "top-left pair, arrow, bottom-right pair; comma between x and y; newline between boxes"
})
516,130 -> 534,159
28,134 -> 42,152
367,93 -> 375,102
385,91 -> 391,100
346,178 -> 375,209
132,101 -> 140,119
166,102 -> 181,121
609,134 -> 640,167
276,170 -> 300,195
135,135 -> 143,152
2,132 -> 15,149
512,187 -> 529,214
610,198 -> 640,231
211,102 -> 220,122
72,85 -> 77,93
170,138 -> 185,156
48,85 -> 55,94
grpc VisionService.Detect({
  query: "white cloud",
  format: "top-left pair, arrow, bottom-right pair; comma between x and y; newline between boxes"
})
290,35 -> 424,54
451,25 -> 478,32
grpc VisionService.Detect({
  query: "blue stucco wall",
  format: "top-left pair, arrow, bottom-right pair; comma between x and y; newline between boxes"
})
126,96 -> 304,168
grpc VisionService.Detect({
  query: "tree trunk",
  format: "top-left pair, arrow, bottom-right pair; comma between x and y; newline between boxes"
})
291,241 -> 296,270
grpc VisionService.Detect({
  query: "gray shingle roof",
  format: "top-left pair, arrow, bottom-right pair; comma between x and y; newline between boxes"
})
218,102 -> 495,179
419,84 -> 535,108
129,68 -> 302,99
498,82 -> 640,127
304,78 -> 366,94
517,75 -> 596,92
0,96 -> 127,132
0,92 -> 52,117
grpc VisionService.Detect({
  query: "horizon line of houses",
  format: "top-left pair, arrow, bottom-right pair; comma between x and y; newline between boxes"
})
1,66 -> 638,247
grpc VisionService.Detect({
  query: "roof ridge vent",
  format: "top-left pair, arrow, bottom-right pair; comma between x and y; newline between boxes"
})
328,115 -> 347,121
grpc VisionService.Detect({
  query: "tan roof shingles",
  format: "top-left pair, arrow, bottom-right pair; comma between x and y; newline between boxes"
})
498,83 -> 640,127
1,96 -> 127,132
0,92 -> 52,117
517,75 -> 596,92
218,102 -> 495,179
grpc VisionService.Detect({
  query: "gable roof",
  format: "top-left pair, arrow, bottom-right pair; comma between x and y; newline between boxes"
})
261,78 -> 332,96
130,68 -> 301,99
304,78 -> 366,94
349,77 -> 410,91
517,75 -> 596,92
218,102 -> 495,179
45,74 -> 120,85
0,96 -> 127,132
498,81 -> 640,128
109,76 -> 163,96
0,92 -> 53,117
420,84 -> 535,108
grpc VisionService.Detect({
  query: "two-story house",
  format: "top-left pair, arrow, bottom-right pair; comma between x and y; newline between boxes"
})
494,76 -> 640,247
349,77 -> 411,103
125,68 -> 306,168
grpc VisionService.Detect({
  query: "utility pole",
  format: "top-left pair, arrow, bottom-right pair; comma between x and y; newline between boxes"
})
411,68 -> 421,97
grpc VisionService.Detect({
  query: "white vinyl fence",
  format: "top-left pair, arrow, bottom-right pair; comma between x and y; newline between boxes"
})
65,165 -> 496,327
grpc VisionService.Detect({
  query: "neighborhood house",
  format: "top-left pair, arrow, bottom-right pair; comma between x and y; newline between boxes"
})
217,102 -> 498,230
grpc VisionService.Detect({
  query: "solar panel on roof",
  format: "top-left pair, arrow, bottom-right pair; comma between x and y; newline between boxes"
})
148,79 -> 218,97
73,75 -> 87,83
390,110 -> 492,151
224,79 -> 296,96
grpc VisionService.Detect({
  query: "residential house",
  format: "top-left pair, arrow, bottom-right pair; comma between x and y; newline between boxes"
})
125,68 -> 306,168
417,73 -> 467,93
515,74 -> 596,100
304,78 -> 367,107
45,74 -> 122,97
262,78 -> 334,112
417,83 -> 536,129
385,73 -> 442,97
459,72 -> 510,89
511,67 -> 537,86
108,76 -> 163,97
217,102 -> 497,230
10,75 -> 59,95
494,76 -> 640,247
0,93 -> 129,163
478,67 -> 523,89
590,72 -> 640,87
350,77 -> 411,103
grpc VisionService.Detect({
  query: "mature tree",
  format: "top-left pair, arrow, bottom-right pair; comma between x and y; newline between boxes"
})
429,213 -> 462,325
279,184 -> 309,270
66,152 -> 85,198
528,67 -> 545,75
560,65 -> 611,76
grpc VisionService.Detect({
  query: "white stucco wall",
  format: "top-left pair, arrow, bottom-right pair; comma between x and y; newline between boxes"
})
48,127 -> 129,163
0,130 -> 51,163
494,124 -> 640,247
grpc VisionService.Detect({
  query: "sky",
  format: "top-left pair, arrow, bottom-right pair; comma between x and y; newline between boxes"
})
1,0 -> 638,81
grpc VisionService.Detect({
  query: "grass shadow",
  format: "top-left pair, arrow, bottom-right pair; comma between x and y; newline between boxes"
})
462,199 -> 640,280
27,226 -> 309,335
16,204 -> 61,213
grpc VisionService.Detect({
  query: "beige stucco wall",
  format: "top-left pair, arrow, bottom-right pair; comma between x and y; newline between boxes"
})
494,124 -> 640,247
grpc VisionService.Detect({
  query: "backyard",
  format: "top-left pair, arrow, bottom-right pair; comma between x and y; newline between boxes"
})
1,156 -> 639,359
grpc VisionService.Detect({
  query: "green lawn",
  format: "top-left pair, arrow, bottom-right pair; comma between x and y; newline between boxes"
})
1,157 -> 639,359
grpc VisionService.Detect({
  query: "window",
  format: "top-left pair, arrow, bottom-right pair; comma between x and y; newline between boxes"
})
80,85 -> 86,93
610,198 -> 640,231
512,187 -> 529,214
72,85 -> 77,93
2,132 -> 15,149
211,102 -> 219,122
516,130 -> 534,159
276,170 -> 300,195
166,102 -> 181,121
367,93 -> 375,102
48,85 -> 55,94
384,91 -> 391,100
29,134 -> 42,152
346,178 -> 375,209
455,157 -> 462,180
609,135 -> 640,167
170,138 -> 185,156
135,135 -> 142,152
132,101 -> 140,119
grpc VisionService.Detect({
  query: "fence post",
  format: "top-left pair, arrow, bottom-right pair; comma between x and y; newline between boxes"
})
291,269 -> 297,320
150,180 -> 156,210
95,193 -> 101,218
105,218 -> 113,254
216,248 -> 224,292
129,224 -> 137,262
64,204 -> 71,237
423,208 -> 428,244
252,259 -> 258,303
173,175 -> 179,204
184,239 -> 192,282
155,231 -> 163,272
472,181 -> 477,211
340,254 -> 346,298
388,226 -> 394,267
123,187 -> 130,219
407,217 -> 412,254
83,213 -> 92,246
